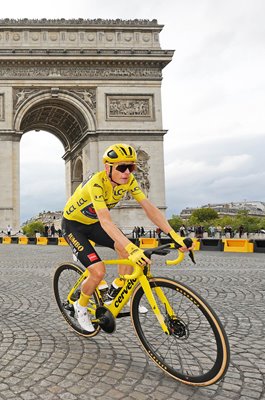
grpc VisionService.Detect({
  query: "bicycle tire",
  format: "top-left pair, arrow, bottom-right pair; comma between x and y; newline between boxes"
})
131,277 -> 230,386
53,262 -> 101,337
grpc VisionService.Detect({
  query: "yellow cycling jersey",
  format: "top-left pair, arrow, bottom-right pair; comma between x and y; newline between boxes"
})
63,170 -> 146,224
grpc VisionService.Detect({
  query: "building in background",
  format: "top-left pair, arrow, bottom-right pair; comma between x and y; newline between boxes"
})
180,201 -> 265,220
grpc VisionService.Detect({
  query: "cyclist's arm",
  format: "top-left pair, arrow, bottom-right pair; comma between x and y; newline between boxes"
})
138,198 -> 190,251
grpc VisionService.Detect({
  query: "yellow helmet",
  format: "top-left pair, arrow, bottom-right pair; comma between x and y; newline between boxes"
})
103,143 -> 137,164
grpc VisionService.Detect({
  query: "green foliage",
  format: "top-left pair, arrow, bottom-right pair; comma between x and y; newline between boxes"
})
22,221 -> 45,237
233,210 -> 260,233
170,208 -> 264,234
168,215 -> 185,231
189,208 -> 219,224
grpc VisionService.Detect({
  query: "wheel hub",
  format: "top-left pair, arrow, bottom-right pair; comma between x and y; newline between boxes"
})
166,316 -> 189,339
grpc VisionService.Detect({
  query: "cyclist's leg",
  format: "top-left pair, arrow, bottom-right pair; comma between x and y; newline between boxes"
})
62,218 -> 110,294
62,219 -> 111,330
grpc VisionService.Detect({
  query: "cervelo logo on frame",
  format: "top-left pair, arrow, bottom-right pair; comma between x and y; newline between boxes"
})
114,279 -> 137,307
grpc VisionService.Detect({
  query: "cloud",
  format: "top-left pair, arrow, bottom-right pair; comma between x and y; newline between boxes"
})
20,132 -> 65,223
165,134 -> 265,216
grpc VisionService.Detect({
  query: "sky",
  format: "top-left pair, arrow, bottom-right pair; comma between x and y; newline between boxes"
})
2,0 -> 264,223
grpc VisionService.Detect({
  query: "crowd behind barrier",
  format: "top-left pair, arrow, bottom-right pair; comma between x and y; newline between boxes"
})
1,232 -> 265,253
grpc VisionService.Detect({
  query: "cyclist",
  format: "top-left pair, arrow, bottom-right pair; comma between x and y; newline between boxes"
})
62,143 -> 192,332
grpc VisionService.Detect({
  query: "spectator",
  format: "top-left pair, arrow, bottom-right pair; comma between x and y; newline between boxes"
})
7,224 -> 12,236
209,225 -> 216,238
239,225 -> 244,238
44,225 -> 49,237
51,223 -> 56,237
195,225 -> 204,238
179,225 -> 186,237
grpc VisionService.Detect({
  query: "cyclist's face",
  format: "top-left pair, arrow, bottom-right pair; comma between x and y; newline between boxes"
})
109,162 -> 135,184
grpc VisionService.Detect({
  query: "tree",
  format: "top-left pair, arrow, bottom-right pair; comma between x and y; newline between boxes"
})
168,215 -> 185,231
189,208 -> 218,224
22,221 -> 45,237
234,210 -> 260,234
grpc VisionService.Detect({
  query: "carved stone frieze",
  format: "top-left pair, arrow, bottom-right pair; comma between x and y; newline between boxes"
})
0,94 -> 4,120
107,95 -> 153,120
0,18 -> 159,26
0,63 -> 161,80
0,19 -> 161,50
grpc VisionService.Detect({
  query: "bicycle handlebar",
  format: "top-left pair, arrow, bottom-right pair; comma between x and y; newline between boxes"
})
104,240 -> 195,280
103,258 -> 143,280
166,249 -> 185,265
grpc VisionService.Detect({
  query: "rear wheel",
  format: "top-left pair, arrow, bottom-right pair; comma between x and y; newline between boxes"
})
131,277 -> 230,386
53,262 -> 101,337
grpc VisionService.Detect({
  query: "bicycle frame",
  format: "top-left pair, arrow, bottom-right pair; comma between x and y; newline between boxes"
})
54,244 -> 230,386
66,254 -> 184,335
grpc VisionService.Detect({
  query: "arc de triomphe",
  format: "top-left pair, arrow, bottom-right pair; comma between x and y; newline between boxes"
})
0,19 -> 173,232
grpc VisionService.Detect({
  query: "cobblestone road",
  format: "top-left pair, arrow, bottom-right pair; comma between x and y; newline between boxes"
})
0,245 -> 264,400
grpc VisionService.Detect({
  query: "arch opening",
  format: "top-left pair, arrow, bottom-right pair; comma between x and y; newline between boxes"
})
19,98 -> 89,151
20,130 -> 65,225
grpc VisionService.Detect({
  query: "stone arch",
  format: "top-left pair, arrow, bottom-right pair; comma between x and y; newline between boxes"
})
72,157 -> 83,192
13,89 -> 96,151
0,18 -> 173,231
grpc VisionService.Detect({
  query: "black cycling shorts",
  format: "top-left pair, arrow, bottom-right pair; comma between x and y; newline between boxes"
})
62,217 -> 115,267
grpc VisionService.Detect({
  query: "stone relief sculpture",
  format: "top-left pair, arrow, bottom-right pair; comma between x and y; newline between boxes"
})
107,96 -> 153,119
72,89 -> 96,114
0,65 -> 161,80
0,94 -> 4,120
15,89 -> 38,108
123,148 -> 150,202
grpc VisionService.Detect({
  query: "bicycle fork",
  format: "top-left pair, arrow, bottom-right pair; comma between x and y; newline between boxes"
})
139,275 -> 173,335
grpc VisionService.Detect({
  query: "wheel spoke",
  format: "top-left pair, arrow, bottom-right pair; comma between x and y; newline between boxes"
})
53,263 -> 101,337
131,278 -> 229,385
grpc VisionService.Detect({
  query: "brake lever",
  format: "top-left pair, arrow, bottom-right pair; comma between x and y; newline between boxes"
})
183,238 -> 196,264
188,250 -> 196,264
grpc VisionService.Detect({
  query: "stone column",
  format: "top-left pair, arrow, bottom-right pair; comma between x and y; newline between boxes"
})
0,131 -> 21,232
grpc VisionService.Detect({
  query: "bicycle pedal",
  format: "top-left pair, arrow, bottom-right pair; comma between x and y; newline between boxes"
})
64,303 -> 75,317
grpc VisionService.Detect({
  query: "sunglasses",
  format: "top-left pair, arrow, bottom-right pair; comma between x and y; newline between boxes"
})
115,164 -> 136,173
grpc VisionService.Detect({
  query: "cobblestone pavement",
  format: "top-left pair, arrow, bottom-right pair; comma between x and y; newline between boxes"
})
0,245 -> 264,400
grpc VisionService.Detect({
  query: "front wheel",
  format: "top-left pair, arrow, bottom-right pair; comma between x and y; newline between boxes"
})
53,262 -> 101,337
131,277 -> 230,386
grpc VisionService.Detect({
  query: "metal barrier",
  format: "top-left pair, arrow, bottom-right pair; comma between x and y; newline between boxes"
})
36,237 -> 48,245
18,237 -> 29,245
58,237 -> 68,246
223,239 -> 254,253
199,239 -> 223,251
139,238 -> 158,249
253,239 -> 265,253
48,237 -> 59,245
2,236 -> 12,244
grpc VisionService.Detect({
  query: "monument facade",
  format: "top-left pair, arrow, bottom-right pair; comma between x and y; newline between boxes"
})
0,19 -> 174,231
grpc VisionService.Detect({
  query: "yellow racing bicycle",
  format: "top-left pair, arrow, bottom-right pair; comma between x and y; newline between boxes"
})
53,242 -> 230,386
